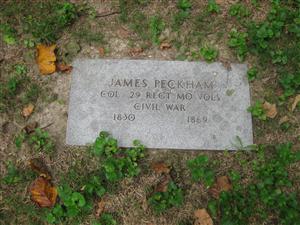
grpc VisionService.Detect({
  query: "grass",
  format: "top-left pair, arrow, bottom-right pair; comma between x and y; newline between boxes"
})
0,64 -> 41,113
0,0 -> 299,225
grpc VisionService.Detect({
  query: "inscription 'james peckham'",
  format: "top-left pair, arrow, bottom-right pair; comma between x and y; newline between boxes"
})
104,78 -> 220,112
66,59 -> 253,150
109,78 -> 215,90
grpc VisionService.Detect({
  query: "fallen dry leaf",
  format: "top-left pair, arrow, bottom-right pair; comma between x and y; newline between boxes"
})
29,158 -> 52,180
98,47 -> 105,57
56,63 -> 73,74
160,42 -> 171,50
291,94 -> 300,112
129,47 -> 143,56
155,174 -> 171,193
151,162 -> 170,174
263,101 -> 277,119
30,177 -> 57,207
209,176 -> 231,199
279,116 -> 289,125
37,44 -> 56,75
194,209 -> 213,225
95,199 -> 106,218
21,104 -> 34,118
23,122 -> 38,134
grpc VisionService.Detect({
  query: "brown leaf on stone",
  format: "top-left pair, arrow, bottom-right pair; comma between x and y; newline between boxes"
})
155,174 -> 171,193
151,162 -> 170,174
209,176 -> 231,199
194,209 -> 213,225
37,44 -> 56,75
98,47 -> 105,57
159,42 -> 171,50
30,177 -> 57,207
21,103 -> 34,118
29,158 -> 52,180
291,94 -> 300,112
23,122 -> 38,134
263,101 -> 277,119
95,199 -> 106,218
56,63 -> 73,74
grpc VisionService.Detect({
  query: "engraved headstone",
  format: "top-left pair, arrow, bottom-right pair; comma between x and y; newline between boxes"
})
66,59 -> 253,150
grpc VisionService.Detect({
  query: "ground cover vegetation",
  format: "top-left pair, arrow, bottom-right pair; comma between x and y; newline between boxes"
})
0,0 -> 299,224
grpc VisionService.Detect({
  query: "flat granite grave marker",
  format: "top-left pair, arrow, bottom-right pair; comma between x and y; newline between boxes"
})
66,59 -> 253,150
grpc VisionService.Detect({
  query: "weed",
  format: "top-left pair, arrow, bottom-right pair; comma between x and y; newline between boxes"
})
217,144 -> 300,225
23,38 -> 35,48
130,12 -> 149,41
177,0 -> 192,11
149,16 -> 165,45
83,175 -> 106,198
207,0 -> 220,14
279,73 -> 300,99
148,181 -> 183,213
89,131 -> 145,182
93,213 -> 117,225
247,67 -> 258,81
200,46 -> 218,62
0,1 -> 78,44
247,101 -> 267,120
228,29 -> 248,62
0,23 -> 17,45
23,83 -> 40,105
229,3 -> 250,19
271,50 -> 288,65
172,0 -> 192,31
0,64 -> 35,112
15,128 -> 55,153
119,0 -> 128,23
2,162 -> 22,185
15,132 -> 26,149
46,184 -> 92,224
29,128 -> 55,153
33,2 -> 77,43
187,155 -> 215,187
73,27 -> 105,45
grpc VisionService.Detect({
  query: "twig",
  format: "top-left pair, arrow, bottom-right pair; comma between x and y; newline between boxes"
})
41,122 -> 54,130
95,11 -> 120,18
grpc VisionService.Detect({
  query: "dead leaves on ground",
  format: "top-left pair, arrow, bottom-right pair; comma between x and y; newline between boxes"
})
194,209 -> 213,225
151,162 -> 171,193
29,158 -> 56,208
128,47 -> 144,57
98,47 -> 105,57
21,103 -> 35,118
291,94 -> 300,112
160,42 -> 171,50
37,44 -> 56,75
95,199 -> 106,218
151,162 -> 170,174
37,44 -> 72,74
23,122 -> 38,134
56,63 -> 73,74
30,177 -> 57,207
263,101 -> 277,119
155,174 -> 171,192
29,158 -> 52,180
209,176 -> 232,199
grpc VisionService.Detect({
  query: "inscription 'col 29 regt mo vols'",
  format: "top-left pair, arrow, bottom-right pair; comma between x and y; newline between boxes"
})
66,59 -> 253,150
